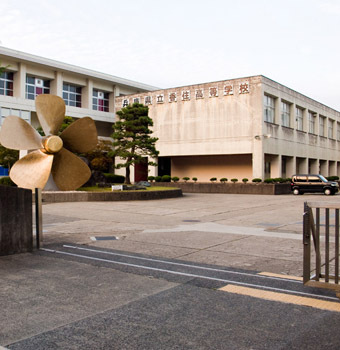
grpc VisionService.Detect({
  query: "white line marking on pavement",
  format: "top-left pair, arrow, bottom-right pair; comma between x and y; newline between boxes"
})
62,244 -> 301,283
41,247 -> 339,302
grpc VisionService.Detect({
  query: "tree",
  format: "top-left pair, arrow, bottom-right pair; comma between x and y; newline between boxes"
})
0,145 -> 19,169
82,139 -> 114,172
110,103 -> 159,184
37,115 -> 75,136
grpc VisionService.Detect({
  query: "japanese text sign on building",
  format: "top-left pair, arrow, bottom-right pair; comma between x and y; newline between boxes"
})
182,90 -> 190,101
209,87 -> 218,97
195,89 -> 204,99
156,94 -> 164,103
169,92 -> 177,103
239,82 -> 249,94
223,84 -> 234,96
144,96 -> 152,105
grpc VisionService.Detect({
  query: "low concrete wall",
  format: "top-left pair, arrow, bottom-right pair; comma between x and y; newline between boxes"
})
35,188 -> 182,203
0,185 -> 33,255
151,182 -> 291,195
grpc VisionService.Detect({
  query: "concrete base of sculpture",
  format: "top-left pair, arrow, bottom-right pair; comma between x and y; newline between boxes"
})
0,185 -> 33,256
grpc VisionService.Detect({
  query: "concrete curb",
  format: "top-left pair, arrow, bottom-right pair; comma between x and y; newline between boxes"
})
32,188 -> 182,203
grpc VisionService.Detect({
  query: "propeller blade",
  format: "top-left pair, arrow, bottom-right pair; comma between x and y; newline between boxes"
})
35,94 -> 65,136
52,148 -> 91,190
0,116 -> 43,150
60,117 -> 98,153
10,150 -> 53,190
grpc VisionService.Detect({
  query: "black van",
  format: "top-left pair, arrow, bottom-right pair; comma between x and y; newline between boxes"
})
291,174 -> 339,195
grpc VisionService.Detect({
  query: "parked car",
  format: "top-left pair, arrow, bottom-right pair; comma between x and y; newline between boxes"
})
291,174 -> 339,195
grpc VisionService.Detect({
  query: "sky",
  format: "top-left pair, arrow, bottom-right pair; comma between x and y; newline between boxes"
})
1,0 -> 340,109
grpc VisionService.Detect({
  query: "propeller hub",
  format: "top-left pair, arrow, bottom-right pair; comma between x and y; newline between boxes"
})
43,135 -> 63,154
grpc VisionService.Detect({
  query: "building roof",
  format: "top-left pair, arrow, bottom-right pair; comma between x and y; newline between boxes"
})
0,46 -> 159,92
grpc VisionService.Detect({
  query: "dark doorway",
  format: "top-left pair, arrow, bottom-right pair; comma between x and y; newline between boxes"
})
134,157 -> 148,182
158,157 -> 171,177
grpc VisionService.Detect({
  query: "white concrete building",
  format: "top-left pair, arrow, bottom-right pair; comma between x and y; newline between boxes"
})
116,75 -> 340,182
0,47 -> 157,139
1,47 -> 340,182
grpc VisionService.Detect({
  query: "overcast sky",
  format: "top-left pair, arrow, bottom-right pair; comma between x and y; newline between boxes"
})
1,0 -> 340,109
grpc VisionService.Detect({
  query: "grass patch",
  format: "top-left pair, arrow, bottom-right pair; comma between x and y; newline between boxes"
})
78,185 -> 178,192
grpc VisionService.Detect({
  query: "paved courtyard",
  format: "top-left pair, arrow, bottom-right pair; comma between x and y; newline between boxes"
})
40,192 -> 340,276
1,192 -> 340,349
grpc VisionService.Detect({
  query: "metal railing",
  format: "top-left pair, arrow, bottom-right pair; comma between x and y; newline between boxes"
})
303,201 -> 340,295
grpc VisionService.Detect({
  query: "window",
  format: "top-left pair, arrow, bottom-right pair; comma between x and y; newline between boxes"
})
337,122 -> 340,141
26,76 -> 50,100
0,71 -> 13,96
281,101 -> 290,127
308,176 -> 322,183
296,107 -> 303,131
63,83 -> 81,107
0,107 -> 30,126
264,95 -> 275,123
319,116 -> 325,137
93,89 -> 109,112
328,119 -> 334,139
308,111 -> 316,134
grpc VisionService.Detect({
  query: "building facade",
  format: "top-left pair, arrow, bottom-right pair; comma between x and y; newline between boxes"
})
1,47 -> 340,183
0,47 -> 157,140
115,75 -> 340,182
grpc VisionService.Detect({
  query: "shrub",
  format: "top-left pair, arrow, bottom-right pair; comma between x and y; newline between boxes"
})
220,178 -> 228,183
155,176 -> 162,182
273,177 -> 284,183
231,178 -> 238,183
192,177 -> 198,182
242,178 -> 248,183
171,176 -> 180,182
182,177 -> 190,182
147,176 -> 155,182
285,177 -> 292,183
210,177 -> 217,182
264,178 -> 274,183
252,178 -> 262,183
103,173 -> 125,183
0,176 -> 16,186
327,176 -> 339,181
161,175 -> 171,182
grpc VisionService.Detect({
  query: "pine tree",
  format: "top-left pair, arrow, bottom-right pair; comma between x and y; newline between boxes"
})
111,103 -> 159,184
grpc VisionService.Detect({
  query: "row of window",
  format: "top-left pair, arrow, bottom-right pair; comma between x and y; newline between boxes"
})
264,95 -> 340,140
0,72 -> 110,112
0,107 -> 30,126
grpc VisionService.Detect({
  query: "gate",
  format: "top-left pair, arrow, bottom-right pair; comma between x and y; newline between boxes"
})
303,201 -> 340,296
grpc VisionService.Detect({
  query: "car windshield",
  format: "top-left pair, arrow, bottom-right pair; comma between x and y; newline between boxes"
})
319,175 -> 328,182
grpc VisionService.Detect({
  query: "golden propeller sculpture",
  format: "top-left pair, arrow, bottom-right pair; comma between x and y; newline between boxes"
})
0,94 -> 98,190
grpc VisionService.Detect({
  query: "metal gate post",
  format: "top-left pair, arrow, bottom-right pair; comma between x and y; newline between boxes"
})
35,188 -> 43,249
303,202 -> 311,284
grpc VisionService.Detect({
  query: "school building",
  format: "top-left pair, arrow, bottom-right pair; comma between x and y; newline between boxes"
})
1,46 -> 340,182
115,75 -> 340,182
